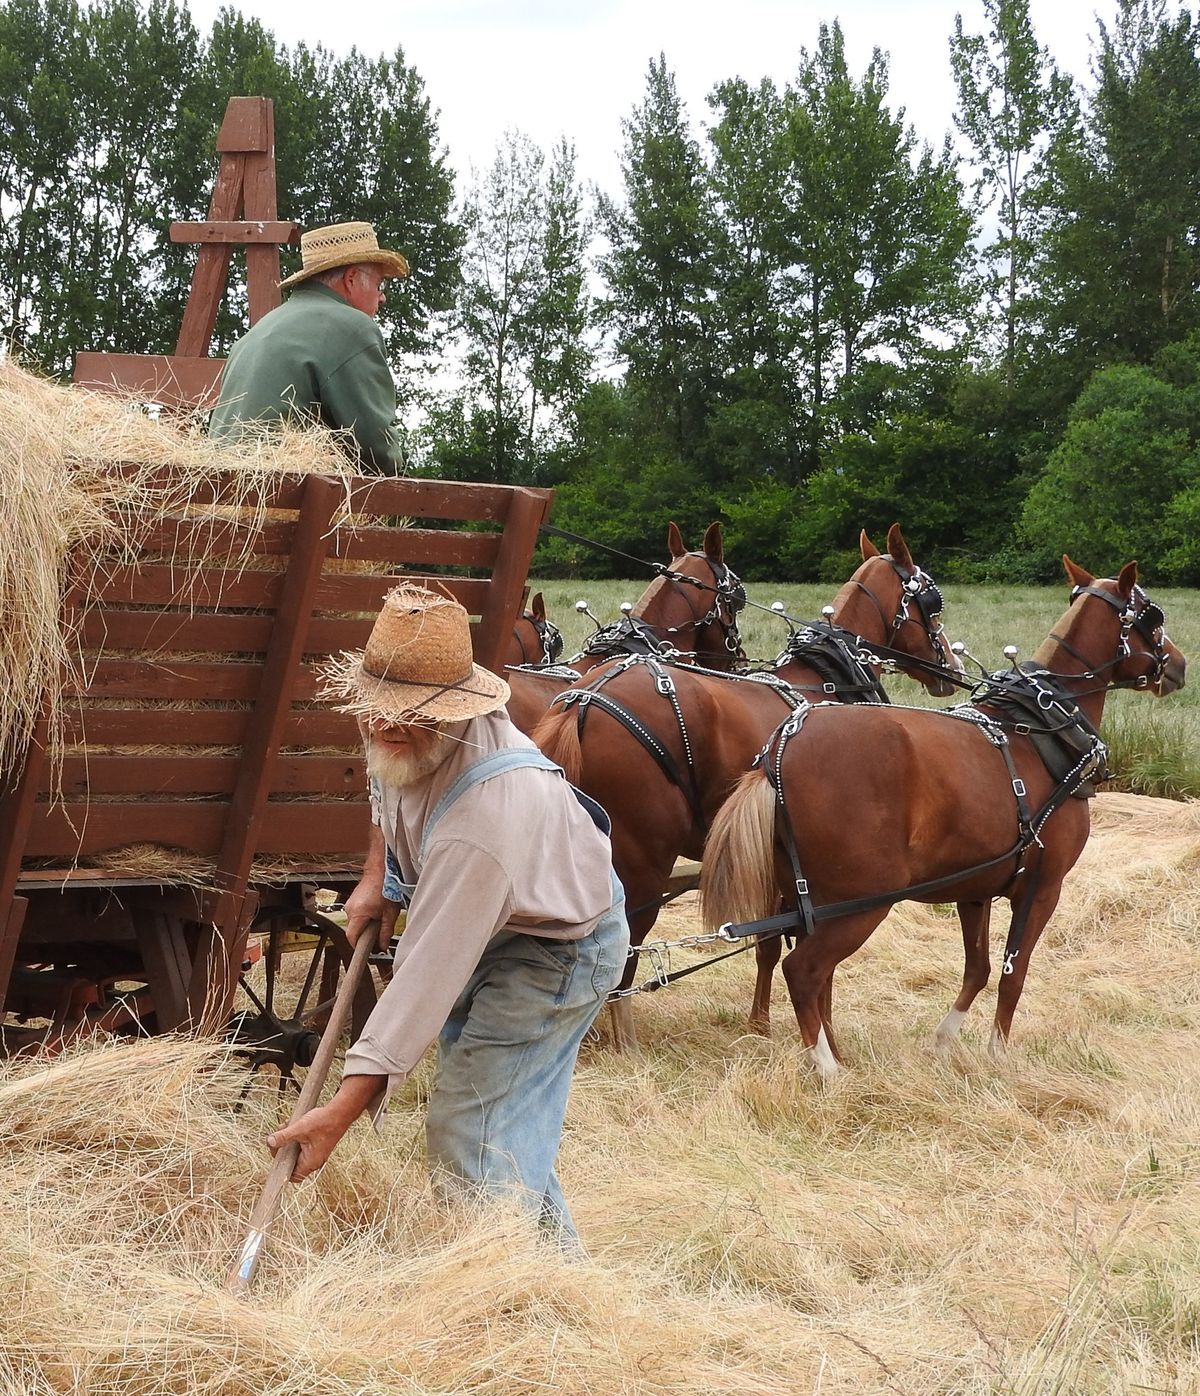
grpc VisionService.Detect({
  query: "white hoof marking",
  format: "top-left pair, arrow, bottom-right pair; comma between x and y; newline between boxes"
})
811,1028 -> 841,1084
934,1008 -> 967,1052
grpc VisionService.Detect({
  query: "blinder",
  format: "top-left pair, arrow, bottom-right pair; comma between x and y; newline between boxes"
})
535,614 -> 564,664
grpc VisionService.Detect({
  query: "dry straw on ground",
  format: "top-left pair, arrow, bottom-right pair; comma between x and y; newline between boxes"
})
0,358 -> 354,784
1,790 -> 1198,1394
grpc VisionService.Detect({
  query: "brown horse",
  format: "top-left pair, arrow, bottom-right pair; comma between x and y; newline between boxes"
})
504,521 -> 746,735
505,593 -> 563,668
700,559 -> 1186,1081
533,524 -> 963,1048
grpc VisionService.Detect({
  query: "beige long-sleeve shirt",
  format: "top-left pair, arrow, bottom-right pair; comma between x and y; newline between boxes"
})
343,711 -> 614,1093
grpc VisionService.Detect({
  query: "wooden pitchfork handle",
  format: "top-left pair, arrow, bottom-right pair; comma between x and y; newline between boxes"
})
225,918 -> 380,1296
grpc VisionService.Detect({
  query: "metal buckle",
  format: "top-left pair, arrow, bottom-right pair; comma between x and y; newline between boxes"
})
822,681 -> 837,694
795,878 -> 809,898
1012,779 -> 1026,798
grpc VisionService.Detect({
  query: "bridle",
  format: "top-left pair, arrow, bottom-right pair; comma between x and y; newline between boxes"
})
850,554 -> 950,668
1047,582 -> 1169,691
513,610 -> 564,666
653,552 -> 747,660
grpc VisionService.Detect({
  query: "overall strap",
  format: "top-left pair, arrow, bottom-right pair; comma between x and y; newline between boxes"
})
420,747 -> 611,859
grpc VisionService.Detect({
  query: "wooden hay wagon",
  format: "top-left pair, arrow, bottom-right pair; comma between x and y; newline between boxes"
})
0,470 -> 552,1076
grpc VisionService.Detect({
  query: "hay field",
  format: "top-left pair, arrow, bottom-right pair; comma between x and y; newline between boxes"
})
2,790 -> 1198,1394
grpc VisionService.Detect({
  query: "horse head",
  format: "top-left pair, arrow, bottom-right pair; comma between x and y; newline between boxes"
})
631,521 -> 747,668
506,591 -> 564,667
828,523 -> 964,697
1045,558 -> 1186,698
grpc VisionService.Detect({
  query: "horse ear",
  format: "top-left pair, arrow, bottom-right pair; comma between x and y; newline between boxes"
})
1063,555 -> 1093,589
703,520 -> 725,563
886,523 -> 913,570
1117,560 -> 1139,599
531,591 -> 545,621
860,529 -> 879,560
667,521 -> 686,559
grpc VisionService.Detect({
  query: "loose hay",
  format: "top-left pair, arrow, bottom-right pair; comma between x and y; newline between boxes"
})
2,792 -> 1199,1394
0,357 -> 356,785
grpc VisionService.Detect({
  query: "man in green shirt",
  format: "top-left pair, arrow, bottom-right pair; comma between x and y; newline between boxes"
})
209,221 -> 410,475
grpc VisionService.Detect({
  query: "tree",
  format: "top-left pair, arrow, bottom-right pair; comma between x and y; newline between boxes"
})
705,76 -> 804,483
1038,0 -> 1200,403
429,130 -> 592,484
1019,340 -> 1200,580
0,0 -> 86,361
598,54 -> 717,465
950,0 -> 1075,386
780,22 -> 974,456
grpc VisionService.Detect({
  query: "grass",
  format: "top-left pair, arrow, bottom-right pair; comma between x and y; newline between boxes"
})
529,576 -> 1200,798
1,790 -> 1198,1393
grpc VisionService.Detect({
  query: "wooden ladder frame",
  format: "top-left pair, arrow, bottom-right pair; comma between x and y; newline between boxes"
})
72,96 -> 299,411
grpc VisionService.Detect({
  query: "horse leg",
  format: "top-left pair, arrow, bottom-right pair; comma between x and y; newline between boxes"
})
934,899 -> 992,1054
990,881 -> 1064,1056
780,910 -> 888,1084
749,934 -> 783,1034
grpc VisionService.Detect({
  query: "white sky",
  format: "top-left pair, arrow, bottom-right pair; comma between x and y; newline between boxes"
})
183,0 -> 1109,198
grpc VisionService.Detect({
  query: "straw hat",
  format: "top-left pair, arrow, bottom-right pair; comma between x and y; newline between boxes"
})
279,221 -> 411,290
323,584 -> 510,724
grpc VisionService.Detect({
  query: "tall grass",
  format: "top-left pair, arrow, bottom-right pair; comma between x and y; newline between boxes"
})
530,577 -> 1200,799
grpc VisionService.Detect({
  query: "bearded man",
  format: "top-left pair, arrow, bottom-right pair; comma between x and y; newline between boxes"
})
209,221 -> 409,475
267,585 -> 629,1248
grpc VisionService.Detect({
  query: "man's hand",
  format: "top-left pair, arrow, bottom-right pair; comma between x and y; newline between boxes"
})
266,1075 -> 385,1182
344,824 -> 400,952
345,881 -> 402,952
266,1104 -> 351,1182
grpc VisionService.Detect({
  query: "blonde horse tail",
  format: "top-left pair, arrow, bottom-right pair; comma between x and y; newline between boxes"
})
700,770 -> 779,929
531,705 -> 584,786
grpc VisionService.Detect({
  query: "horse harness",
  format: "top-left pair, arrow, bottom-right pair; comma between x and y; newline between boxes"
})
511,610 -> 564,667
722,584 -> 1168,976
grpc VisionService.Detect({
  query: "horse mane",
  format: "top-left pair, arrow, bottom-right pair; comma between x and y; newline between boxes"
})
531,705 -> 584,785
699,769 -> 779,929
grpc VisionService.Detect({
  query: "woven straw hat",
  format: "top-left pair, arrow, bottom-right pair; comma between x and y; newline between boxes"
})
279,221 -> 411,290
323,585 -> 510,724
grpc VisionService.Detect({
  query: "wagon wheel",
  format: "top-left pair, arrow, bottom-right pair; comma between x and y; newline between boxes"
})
227,908 -> 378,1093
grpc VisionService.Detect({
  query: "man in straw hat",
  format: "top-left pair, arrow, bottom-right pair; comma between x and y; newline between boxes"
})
267,585 -> 630,1249
209,221 -> 410,474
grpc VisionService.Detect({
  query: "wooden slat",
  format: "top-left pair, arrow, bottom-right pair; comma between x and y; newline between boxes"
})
89,467 -> 551,526
56,755 -> 365,797
76,609 -> 376,656
84,566 -> 490,615
171,221 -> 298,245
133,517 -> 502,569
73,353 -> 224,406
25,802 -> 369,857
59,708 -> 359,748
64,658 -> 322,702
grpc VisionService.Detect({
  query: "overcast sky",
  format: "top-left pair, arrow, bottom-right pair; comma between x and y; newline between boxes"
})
183,0 -> 1109,199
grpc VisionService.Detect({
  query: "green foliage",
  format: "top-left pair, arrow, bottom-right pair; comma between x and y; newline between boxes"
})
1019,345 -> 1200,581
0,0 -> 459,393
1037,0 -> 1200,409
950,0 -> 1075,382
432,131 -> 592,485
598,54 -> 718,466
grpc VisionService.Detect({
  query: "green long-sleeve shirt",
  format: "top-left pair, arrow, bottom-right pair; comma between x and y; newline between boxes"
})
209,282 -> 405,475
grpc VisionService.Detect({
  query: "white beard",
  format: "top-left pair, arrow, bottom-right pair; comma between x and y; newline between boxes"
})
364,730 -> 454,788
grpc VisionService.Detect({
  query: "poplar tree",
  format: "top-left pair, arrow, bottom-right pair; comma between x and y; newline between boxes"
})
950,0 -> 1075,386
